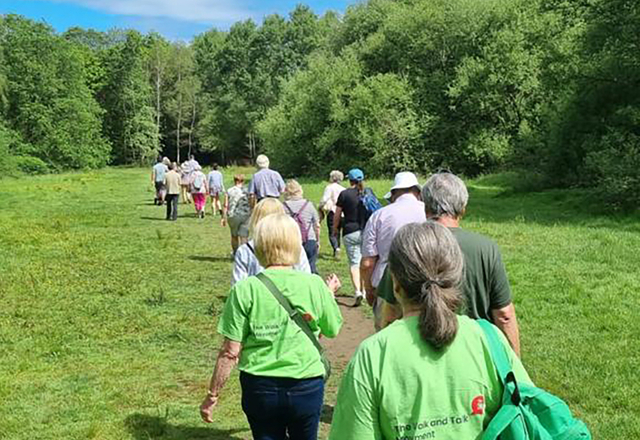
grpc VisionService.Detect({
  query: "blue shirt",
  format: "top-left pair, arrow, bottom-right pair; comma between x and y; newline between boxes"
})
207,170 -> 225,194
248,169 -> 285,200
153,163 -> 168,182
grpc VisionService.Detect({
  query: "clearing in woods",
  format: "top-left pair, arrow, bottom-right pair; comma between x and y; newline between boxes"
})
0,167 -> 638,439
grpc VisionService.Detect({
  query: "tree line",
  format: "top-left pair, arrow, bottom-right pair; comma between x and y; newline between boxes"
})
0,0 -> 638,206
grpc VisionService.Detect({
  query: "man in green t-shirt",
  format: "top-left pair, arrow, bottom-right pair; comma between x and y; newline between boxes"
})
377,173 -> 521,356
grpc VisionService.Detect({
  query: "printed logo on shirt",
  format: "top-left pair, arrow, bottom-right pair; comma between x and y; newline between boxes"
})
471,395 -> 485,416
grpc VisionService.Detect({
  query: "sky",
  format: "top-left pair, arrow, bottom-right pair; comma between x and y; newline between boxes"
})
0,0 -> 357,40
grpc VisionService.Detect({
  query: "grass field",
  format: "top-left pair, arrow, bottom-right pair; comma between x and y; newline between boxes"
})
0,167 -> 638,439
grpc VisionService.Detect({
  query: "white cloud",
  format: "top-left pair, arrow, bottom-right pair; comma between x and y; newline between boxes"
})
56,0 -> 253,24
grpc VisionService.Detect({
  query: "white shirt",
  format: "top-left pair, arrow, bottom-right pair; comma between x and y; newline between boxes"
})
231,240 -> 311,285
361,194 -> 426,287
320,182 -> 345,213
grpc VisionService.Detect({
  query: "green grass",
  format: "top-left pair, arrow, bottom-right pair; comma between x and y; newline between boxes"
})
0,167 -> 638,439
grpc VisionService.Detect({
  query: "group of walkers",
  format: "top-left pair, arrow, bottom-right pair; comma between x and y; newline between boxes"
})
150,153 -> 585,439
151,155 -> 226,220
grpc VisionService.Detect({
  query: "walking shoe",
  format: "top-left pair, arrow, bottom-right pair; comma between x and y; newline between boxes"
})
354,291 -> 364,307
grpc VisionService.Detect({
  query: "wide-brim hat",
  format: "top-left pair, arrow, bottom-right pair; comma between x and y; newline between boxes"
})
384,172 -> 421,200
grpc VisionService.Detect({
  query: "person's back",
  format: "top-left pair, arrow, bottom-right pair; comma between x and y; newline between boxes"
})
153,162 -> 167,182
450,228 -> 512,321
165,169 -> 181,195
227,185 -> 250,219
232,240 -> 311,285
249,168 -> 285,200
208,169 -> 224,193
221,268 -> 342,377
336,187 -> 361,235
330,315 -> 530,439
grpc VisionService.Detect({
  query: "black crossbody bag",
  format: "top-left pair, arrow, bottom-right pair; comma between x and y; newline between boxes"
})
256,272 -> 331,381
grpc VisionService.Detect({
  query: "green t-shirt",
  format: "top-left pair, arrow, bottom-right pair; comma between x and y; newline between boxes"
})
377,227 -> 512,321
217,268 -> 343,379
329,316 -> 530,440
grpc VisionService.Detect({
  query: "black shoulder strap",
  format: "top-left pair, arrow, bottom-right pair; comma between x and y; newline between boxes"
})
255,272 -> 325,357
247,242 -> 255,254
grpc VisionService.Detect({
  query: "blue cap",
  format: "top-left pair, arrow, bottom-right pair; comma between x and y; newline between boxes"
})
347,168 -> 364,182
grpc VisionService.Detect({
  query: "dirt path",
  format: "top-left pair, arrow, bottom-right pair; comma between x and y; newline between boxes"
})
318,297 -> 375,438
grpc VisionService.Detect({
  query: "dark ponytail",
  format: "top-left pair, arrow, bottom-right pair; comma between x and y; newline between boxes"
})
417,281 -> 461,349
388,222 -> 464,349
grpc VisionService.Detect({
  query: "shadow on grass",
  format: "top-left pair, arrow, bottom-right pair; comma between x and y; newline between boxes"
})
125,414 -> 248,440
140,216 -> 169,221
188,255 -> 232,263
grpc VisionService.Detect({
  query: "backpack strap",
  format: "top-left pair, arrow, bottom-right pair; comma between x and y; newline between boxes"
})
478,319 -> 522,406
256,273 -> 329,374
246,243 -> 255,254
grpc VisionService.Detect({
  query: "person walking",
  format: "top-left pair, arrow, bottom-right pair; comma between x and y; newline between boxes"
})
319,170 -> 345,258
200,214 -> 344,440
180,161 -> 192,204
207,163 -> 225,217
190,164 -> 208,219
360,172 -> 425,330
164,162 -> 181,221
232,198 -> 311,285
222,174 -> 251,254
329,222 -> 531,439
332,168 -> 367,306
283,179 -> 321,274
248,154 -> 285,206
376,172 -> 521,355
151,156 -> 169,205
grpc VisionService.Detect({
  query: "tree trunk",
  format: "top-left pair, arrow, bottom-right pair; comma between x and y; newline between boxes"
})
188,95 -> 196,158
176,69 -> 182,163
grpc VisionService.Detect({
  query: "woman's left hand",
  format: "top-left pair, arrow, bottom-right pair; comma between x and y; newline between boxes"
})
199,393 -> 219,423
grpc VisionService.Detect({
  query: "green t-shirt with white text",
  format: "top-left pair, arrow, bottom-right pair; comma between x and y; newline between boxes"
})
329,316 -> 530,440
218,268 -> 343,379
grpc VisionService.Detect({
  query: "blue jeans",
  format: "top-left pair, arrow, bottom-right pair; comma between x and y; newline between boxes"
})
240,372 -> 324,440
303,240 -> 318,274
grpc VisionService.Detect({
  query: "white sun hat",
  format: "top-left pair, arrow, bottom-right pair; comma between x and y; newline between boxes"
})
385,172 -> 421,200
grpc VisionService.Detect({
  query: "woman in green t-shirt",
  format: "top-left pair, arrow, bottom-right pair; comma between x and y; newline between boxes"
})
329,221 -> 531,440
200,213 -> 344,440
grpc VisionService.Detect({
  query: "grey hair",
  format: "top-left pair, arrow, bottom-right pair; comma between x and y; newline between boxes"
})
422,173 -> 468,219
388,221 -> 464,349
329,170 -> 344,183
256,154 -> 270,169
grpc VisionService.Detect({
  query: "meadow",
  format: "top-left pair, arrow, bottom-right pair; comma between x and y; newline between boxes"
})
0,167 -> 638,439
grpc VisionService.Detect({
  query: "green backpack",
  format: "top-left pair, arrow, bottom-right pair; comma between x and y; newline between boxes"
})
477,320 -> 591,440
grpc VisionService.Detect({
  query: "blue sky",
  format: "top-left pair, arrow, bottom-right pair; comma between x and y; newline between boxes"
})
0,0 -> 357,40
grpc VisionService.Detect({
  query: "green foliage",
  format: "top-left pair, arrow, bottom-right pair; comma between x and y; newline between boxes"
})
0,15 -> 110,171
259,52 -> 422,176
99,30 -> 159,164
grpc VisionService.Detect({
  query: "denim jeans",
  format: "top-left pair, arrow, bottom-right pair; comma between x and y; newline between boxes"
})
303,240 -> 318,274
240,372 -> 324,440
165,194 -> 179,220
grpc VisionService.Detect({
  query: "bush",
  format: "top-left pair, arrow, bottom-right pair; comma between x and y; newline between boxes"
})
12,155 -> 50,175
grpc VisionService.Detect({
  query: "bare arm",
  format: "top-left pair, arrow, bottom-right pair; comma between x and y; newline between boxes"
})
221,193 -> 229,226
491,303 -> 521,357
332,206 -> 343,237
249,194 -> 257,209
360,256 -> 378,306
200,338 -> 242,423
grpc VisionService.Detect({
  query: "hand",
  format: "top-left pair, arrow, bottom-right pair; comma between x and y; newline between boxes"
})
365,288 -> 377,307
325,274 -> 341,294
221,218 -> 227,227
199,393 -> 219,423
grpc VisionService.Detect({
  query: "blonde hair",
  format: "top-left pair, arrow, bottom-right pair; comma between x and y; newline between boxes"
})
234,174 -> 245,183
284,179 -> 303,200
254,214 -> 301,267
249,198 -> 285,237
